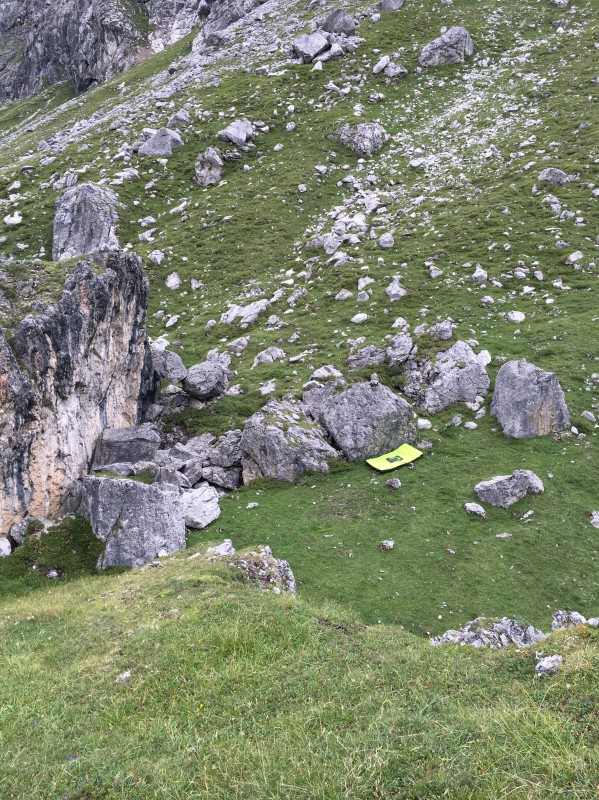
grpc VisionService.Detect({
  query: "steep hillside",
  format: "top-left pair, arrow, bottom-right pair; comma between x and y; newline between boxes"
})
0,0 -> 598,794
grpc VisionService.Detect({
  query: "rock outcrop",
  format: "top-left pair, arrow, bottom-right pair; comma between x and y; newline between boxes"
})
240,398 -> 339,483
0,252 -> 152,535
431,617 -> 546,649
331,122 -> 388,157
474,470 -> 545,509
53,183 -> 122,262
491,359 -> 571,439
78,476 -> 186,569
419,27 -> 474,68
405,341 -> 490,414
304,380 -> 415,462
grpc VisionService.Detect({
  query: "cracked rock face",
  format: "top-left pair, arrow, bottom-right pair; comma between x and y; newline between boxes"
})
240,398 -> 338,483
304,381 -> 416,462
474,470 -> 544,509
419,26 -> 474,68
431,617 -> 546,649
491,359 -> 570,439
0,252 -> 152,535
79,476 -> 186,569
0,0 -> 145,100
53,183 -> 122,262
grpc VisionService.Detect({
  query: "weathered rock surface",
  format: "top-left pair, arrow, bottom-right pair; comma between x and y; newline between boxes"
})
218,118 -> 255,147
491,359 -> 570,439
151,344 -> 188,385
431,617 -> 546,649
405,341 -> 490,414
535,655 -> 563,675
195,147 -> 224,186
93,424 -> 161,469
551,610 -> 587,631
538,168 -> 568,186
419,27 -> 474,68
0,252 -> 152,536
138,127 -> 184,156
179,484 -> 221,529
240,398 -> 338,483
321,9 -> 357,37
332,122 -> 388,156
0,0 -> 144,100
78,476 -> 186,569
214,544 -> 296,594
52,183 -> 121,262
304,381 -> 415,461
292,32 -> 330,63
474,470 -> 545,509
182,360 -> 229,400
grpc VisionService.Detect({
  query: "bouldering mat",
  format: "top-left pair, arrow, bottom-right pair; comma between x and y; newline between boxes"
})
366,444 -> 424,472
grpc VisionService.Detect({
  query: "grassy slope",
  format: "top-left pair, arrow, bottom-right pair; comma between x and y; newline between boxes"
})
0,1 -> 598,796
0,556 -> 597,800
0,0 -> 597,631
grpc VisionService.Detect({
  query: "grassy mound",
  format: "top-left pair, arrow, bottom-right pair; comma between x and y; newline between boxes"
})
0,552 -> 597,799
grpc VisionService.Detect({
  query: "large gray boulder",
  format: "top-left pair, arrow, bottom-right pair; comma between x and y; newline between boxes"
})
52,183 -> 121,261
218,118 -> 255,147
304,380 -> 415,461
195,146 -> 223,186
419,27 -> 474,68
79,476 -> 186,569
182,360 -> 229,400
240,398 -> 339,483
491,359 -> 570,438
432,617 -> 545,649
474,470 -> 545,509
321,9 -> 357,36
538,168 -> 568,186
292,31 -> 330,63
375,0 -> 404,9
332,122 -> 388,157
151,345 -> 188,385
138,127 -> 184,156
179,484 -> 221,529
93,424 -> 161,469
408,341 -> 490,414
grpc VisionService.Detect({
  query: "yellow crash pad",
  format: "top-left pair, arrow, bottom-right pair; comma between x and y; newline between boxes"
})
366,444 -> 424,472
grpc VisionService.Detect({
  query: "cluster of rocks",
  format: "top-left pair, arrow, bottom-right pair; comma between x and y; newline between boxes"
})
291,9 -> 363,65
432,610 -> 598,674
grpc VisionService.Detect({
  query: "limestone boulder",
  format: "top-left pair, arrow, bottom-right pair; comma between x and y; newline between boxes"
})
491,359 -> 570,438
195,146 -> 223,186
304,380 -> 415,461
182,360 -> 229,401
93,424 -> 161,469
52,183 -> 121,261
419,27 -> 474,68
332,122 -> 388,157
321,9 -> 357,36
240,398 -> 339,483
138,127 -> 184,156
79,476 -> 186,569
179,484 -> 221,529
474,470 -> 544,509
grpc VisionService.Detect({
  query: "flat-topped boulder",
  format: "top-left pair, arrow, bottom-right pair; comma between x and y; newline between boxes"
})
474,470 -> 544,509
93,424 -> 161,470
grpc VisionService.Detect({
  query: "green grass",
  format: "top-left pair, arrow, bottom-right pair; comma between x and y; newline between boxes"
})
0,516 -> 106,599
0,1 -> 598,793
0,553 -> 597,799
